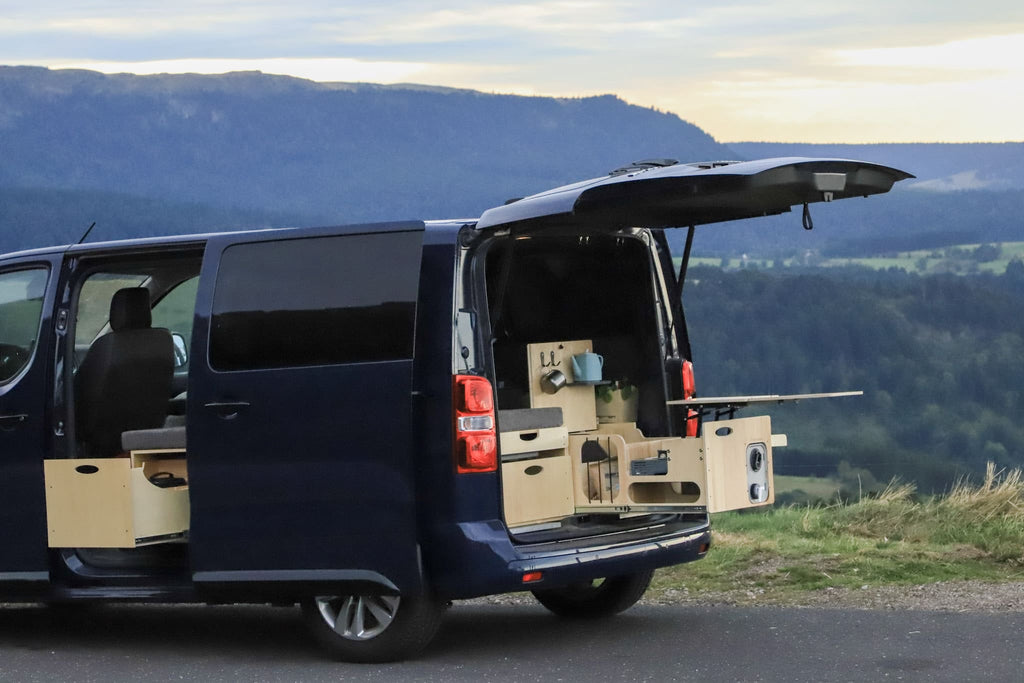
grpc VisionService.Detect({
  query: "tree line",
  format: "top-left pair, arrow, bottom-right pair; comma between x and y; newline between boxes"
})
683,263 -> 1024,491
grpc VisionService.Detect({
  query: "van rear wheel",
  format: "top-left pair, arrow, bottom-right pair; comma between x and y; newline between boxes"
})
531,569 -> 654,618
301,592 -> 444,662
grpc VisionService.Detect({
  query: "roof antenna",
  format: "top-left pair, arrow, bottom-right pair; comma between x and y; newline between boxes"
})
76,221 -> 97,245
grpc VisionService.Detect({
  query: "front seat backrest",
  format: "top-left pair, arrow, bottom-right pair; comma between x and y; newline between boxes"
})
75,287 -> 174,457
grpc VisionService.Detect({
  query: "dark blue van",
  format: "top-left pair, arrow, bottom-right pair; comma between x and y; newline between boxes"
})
0,157 -> 910,661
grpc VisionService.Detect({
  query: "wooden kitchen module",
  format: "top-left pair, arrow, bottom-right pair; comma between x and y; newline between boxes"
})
567,417 -> 778,514
44,450 -> 190,548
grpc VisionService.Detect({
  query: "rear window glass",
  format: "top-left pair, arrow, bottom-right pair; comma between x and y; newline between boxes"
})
210,231 -> 422,371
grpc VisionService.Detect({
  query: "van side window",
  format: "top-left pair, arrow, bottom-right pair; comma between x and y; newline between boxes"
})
0,267 -> 49,383
210,232 -> 421,371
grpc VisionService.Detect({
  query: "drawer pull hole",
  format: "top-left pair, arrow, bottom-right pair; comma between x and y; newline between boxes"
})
75,465 -> 99,474
715,427 -> 733,437
519,432 -> 539,441
524,465 -> 544,476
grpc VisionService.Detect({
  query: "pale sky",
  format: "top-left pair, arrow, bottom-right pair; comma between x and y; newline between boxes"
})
2,1 -> 1023,143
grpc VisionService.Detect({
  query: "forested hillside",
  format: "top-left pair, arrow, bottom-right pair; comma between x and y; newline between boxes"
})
0,65 -> 728,253
684,264 -> 1024,490
2,67 -> 1022,258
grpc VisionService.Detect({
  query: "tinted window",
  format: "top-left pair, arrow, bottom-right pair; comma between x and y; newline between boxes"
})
0,268 -> 49,383
210,231 -> 422,371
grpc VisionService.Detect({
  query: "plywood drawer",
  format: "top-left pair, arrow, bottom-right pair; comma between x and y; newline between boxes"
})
44,455 -> 190,548
501,451 -> 574,527
500,426 -> 568,456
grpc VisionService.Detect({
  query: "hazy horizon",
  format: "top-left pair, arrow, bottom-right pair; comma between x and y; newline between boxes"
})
2,1 -> 1021,144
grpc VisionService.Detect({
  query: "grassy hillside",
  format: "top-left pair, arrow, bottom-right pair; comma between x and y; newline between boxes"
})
650,464 -> 1024,603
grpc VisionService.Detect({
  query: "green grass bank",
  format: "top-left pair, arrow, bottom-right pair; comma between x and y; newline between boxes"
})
650,464 -> 1024,603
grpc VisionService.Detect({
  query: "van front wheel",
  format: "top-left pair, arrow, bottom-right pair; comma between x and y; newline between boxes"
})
301,592 -> 444,662
531,570 -> 654,618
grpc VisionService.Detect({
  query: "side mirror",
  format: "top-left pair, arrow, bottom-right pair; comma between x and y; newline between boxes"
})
171,333 -> 188,368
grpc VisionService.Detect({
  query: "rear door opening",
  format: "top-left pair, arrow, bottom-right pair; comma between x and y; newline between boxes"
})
465,157 -> 913,539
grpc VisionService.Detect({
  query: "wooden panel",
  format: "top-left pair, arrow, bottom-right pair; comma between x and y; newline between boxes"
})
44,455 -> 191,548
499,426 -> 568,456
502,451 -> 574,527
527,340 -> 597,433
570,429 -> 710,512
569,433 -> 625,508
131,466 -> 190,542
703,415 -> 776,513
44,459 -> 134,547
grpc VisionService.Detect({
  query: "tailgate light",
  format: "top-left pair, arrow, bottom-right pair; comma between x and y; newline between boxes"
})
522,571 -> 544,584
454,375 -> 498,473
683,360 -> 699,438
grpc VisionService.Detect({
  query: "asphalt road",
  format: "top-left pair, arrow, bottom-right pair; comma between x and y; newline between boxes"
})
0,601 -> 1021,682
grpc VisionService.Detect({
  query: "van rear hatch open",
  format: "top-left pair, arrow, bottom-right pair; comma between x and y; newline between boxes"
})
469,157 -> 912,536
476,157 -> 913,231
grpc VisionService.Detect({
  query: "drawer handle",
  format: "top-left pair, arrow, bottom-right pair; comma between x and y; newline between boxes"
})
715,427 -> 733,437
524,465 -> 544,476
518,432 -> 539,441
75,465 -> 99,474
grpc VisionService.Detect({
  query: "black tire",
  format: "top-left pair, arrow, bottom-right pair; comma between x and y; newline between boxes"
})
301,592 -> 445,663
531,569 -> 654,619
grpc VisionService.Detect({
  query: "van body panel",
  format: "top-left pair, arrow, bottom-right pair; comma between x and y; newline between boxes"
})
187,222 -> 427,594
476,157 -> 913,230
0,253 -> 60,581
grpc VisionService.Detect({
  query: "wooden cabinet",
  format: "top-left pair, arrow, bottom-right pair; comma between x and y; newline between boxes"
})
567,417 -> 777,514
43,450 -> 189,548
502,452 -> 574,528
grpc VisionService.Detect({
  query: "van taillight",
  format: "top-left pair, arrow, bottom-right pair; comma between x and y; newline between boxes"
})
683,360 -> 699,438
454,375 -> 497,473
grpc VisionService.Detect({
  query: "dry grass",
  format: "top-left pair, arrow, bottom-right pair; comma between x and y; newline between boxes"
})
651,463 -> 1024,599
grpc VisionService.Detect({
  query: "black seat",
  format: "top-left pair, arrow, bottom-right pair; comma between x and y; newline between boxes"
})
75,287 -> 174,457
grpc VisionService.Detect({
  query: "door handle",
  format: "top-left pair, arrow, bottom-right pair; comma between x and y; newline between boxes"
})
203,401 -> 250,420
0,413 -> 28,431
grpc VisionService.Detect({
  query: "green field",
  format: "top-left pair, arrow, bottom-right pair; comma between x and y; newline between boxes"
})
774,475 -> 842,500
682,241 -> 1024,275
649,464 -> 1024,603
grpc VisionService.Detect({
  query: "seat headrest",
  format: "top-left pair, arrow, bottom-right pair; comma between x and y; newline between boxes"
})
109,287 -> 152,330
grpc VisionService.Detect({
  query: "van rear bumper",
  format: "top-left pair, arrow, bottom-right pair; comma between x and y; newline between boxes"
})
430,518 -> 711,600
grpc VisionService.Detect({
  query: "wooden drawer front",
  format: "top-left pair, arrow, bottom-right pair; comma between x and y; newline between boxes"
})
502,452 -> 574,527
500,426 -> 568,456
44,459 -> 134,548
44,457 -> 190,548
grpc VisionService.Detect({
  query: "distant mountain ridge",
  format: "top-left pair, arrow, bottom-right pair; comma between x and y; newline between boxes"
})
0,66 -> 728,225
1,66 -> 1022,257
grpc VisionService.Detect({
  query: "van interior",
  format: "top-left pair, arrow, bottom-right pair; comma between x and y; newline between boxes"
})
479,230 -> 772,537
